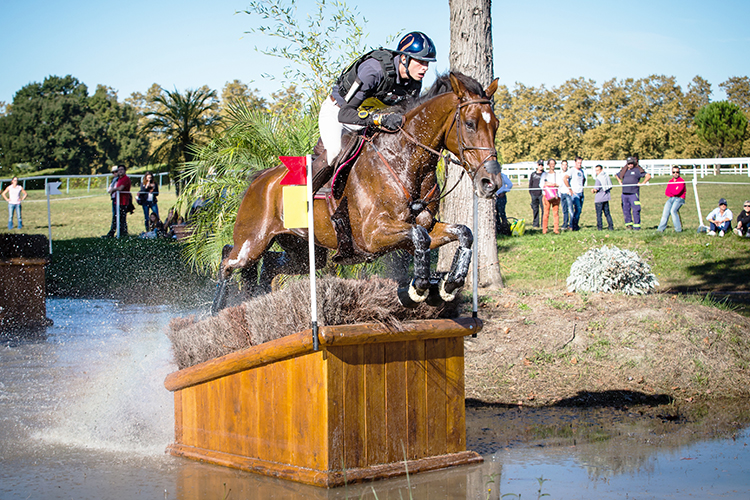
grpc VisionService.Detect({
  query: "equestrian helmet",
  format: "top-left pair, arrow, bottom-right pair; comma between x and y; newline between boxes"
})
397,32 -> 437,62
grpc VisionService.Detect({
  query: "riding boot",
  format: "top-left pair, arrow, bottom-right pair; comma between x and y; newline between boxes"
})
311,153 -> 334,193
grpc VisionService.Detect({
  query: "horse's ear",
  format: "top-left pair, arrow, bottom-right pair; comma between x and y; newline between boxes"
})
449,73 -> 467,99
485,78 -> 499,98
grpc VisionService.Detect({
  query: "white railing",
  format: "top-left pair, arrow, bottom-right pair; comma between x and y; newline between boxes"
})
0,172 -> 170,193
502,157 -> 750,184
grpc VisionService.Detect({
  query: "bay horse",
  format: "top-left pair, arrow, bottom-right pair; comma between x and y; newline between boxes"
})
213,72 -> 501,313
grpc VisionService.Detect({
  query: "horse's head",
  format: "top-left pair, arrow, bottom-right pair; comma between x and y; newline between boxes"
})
444,73 -> 502,199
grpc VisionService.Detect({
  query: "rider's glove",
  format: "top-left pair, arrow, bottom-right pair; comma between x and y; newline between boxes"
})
372,113 -> 403,131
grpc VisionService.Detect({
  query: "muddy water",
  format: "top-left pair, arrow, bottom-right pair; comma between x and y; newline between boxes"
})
1,299 -> 748,499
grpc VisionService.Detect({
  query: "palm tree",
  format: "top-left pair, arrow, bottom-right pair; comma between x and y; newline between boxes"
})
142,87 -> 220,193
177,102 -> 318,275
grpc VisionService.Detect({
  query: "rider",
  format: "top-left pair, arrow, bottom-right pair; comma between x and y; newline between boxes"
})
313,31 -> 437,191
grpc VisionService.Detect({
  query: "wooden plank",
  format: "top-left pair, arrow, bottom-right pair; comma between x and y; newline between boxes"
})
342,344 -> 365,469
173,390 -> 183,444
445,336 -> 466,453
405,340 -> 427,460
384,342 -> 407,463
164,319 -> 482,392
326,347 -> 345,471
425,337 -> 447,456
258,360 -> 277,463
363,342 -> 386,465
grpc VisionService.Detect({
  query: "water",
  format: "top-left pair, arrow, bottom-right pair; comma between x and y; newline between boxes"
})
1,299 -> 748,499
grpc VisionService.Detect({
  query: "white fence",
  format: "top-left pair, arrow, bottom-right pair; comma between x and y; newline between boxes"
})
502,157 -> 750,185
0,172 -> 170,193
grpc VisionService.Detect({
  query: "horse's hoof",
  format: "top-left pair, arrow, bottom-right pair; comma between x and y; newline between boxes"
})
438,276 -> 460,303
426,285 -> 446,307
398,281 -> 428,308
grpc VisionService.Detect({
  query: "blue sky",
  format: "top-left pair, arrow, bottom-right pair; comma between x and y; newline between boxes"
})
2,0 -> 748,105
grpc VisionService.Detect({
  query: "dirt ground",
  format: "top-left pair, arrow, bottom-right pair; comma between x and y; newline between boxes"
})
463,289 -> 750,406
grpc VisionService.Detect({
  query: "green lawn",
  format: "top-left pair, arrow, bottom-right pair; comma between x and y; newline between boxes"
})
2,174 -> 748,306
497,173 -> 750,291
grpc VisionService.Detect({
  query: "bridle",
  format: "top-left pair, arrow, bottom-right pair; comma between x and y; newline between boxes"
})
364,95 -> 499,217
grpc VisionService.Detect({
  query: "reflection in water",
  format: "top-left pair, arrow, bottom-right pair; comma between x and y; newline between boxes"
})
0,299 -> 748,499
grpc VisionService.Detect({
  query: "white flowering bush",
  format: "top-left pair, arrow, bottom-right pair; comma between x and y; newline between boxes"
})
567,245 -> 659,295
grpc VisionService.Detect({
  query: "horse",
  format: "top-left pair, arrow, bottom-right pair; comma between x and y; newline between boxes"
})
212,72 -> 502,313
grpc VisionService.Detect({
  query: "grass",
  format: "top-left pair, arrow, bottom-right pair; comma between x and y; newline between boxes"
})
497,174 -> 750,294
1,175 -> 748,307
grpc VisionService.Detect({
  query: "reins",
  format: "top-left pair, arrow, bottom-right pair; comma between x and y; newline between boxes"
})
363,96 -> 497,216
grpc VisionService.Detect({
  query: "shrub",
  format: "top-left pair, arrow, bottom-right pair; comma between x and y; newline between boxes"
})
567,245 -> 659,295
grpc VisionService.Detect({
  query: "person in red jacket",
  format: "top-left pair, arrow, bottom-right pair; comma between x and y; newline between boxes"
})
657,166 -> 686,233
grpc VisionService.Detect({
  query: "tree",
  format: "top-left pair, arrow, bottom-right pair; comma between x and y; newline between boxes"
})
694,101 -> 748,158
241,0 -> 369,103
142,87 -> 220,190
438,0 -> 502,288
219,80 -> 267,119
0,75 -> 95,174
720,76 -> 750,155
80,85 -> 148,172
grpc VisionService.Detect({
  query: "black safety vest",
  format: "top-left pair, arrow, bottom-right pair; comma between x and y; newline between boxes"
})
336,49 -> 421,106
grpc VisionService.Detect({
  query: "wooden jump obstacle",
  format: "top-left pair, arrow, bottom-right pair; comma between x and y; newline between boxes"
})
164,317 -> 483,487
0,234 -> 50,331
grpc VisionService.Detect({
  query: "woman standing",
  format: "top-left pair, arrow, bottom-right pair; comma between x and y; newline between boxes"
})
138,172 -> 159,232
540,159 -> 561,234
2,177 -> 28,229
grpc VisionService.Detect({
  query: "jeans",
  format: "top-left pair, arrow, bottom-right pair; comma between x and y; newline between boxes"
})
495,193 -> 508,228
657,197 -> 684,232
106,203 -> 129,237
709,221 -> 731,232
8,203 -> 22,229
530,194 -> 542,228
560,193 -> 573,228
142,202 -> 159,232
571,193 -> 584,231
595,201 -> 614,230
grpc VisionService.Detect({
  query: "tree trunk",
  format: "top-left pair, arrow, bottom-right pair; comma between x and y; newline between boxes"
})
438,0 -> 502,288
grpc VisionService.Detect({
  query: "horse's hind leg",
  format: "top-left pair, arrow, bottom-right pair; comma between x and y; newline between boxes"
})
212,244 -> 235,315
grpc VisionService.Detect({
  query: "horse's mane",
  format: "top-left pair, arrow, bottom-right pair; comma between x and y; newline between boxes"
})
397,72 -> 487,112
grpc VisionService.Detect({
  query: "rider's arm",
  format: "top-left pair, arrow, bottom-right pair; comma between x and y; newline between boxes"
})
337,59 -> 383,127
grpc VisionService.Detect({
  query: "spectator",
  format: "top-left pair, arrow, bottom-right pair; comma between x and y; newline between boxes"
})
706,198 -> 733,237
657,166 -> 686,233
566,156 -> 587,231
494,166 -> 513,234
734,201 -> 750,238
559,160 -> 573,230
591,164 -> 614,231
528,159 -> 545,229
103,165 -> 132,238
615,156 -> 651,230
2,176 -> 27,230
137,172 -> 159,232
540,159 -> 562,234
139,212 -> 166,239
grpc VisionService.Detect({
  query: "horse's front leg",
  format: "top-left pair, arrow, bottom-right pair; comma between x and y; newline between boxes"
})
429,222 -> 474,302
395,225 -> 432,308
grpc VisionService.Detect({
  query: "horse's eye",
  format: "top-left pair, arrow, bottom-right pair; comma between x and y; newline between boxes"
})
465,120 -> 476,132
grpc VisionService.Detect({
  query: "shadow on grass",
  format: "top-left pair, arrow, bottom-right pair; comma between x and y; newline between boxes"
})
468,390 -> 673,409
680,257 -> 750,291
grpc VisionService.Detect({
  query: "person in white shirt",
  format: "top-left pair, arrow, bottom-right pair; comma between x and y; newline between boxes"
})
559,160 -> 573,230
494,167 -> 513,232
706,198 -> 733,237
565,156 -> 587,231
2,177 -> 28,230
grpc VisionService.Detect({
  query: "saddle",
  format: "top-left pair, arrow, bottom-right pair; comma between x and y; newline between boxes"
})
310,132 -> 371,263
311,132 -> 365,199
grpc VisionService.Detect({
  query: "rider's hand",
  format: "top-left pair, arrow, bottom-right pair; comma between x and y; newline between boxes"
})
374,113 -> 403,131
